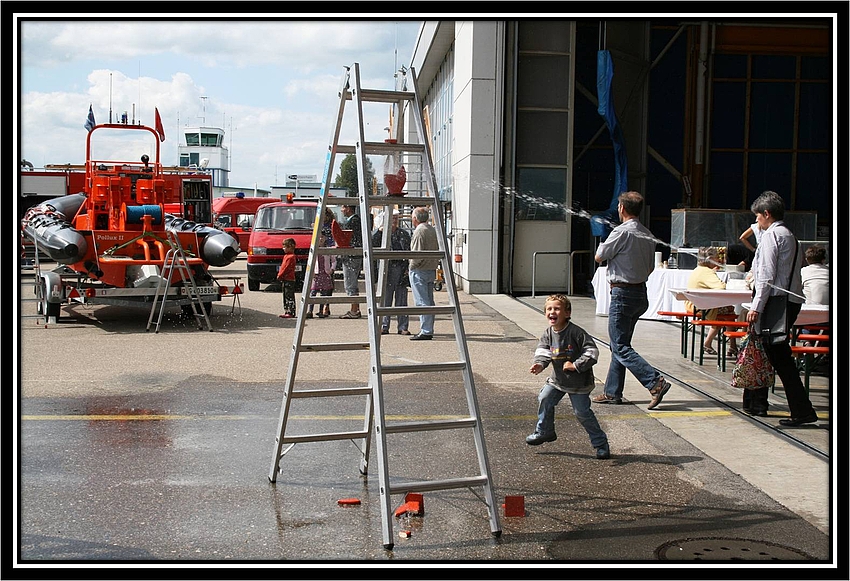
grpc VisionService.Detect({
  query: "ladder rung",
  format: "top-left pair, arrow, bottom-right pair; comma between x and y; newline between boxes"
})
289,386 -> 372,398
374,306 -> 456,317
367,196 -> 437,207
282,429 -> 370,444
322,197 -> 357,206
303,295 -> 367,305
381,362 -> 467,374
300,342 -> 371,352
384,418 -> 477,434
319,247 -> 363,256
347,88 -> 415,103
336,142 -> 426,156
371,250 -> 444,261
387,476 -> 489,496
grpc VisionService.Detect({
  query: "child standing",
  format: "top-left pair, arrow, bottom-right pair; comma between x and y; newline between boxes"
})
307,232 -> 334,319
526,294 -> 610,460
277,238 -> 297,319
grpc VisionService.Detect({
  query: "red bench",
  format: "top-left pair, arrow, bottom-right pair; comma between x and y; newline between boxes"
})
790,345 -> 830,392
691,319 -> 750,370
657,310 -> 698,358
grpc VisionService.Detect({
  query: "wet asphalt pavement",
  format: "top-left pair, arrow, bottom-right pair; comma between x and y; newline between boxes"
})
13,259 -> 838,576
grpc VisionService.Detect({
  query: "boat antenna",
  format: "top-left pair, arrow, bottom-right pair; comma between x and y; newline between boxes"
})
109,72 -> 113,123
138,61 -> 141,124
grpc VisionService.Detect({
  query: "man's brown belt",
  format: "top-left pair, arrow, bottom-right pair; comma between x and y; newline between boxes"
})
609,281 -> 646,288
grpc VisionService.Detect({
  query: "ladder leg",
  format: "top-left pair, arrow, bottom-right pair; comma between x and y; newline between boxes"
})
358,392 -> 373,476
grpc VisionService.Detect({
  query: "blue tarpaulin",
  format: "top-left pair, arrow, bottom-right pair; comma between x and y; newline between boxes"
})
592,50 -> 628,240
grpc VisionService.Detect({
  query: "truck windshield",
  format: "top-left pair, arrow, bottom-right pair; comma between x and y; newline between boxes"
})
255,206 -> 316,230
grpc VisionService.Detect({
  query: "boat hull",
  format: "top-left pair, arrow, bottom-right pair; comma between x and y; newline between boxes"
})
21,193 -> 89,264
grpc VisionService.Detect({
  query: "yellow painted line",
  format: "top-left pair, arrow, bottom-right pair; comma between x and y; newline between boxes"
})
22,415 -> 250,421
22,410 -> 826,421
646,410 -> 733,418
21,414 -> 470,422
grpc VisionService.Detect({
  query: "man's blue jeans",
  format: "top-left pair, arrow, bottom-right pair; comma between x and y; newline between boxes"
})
535,383 -> 607,449
603,286 -> 659,399
409,269 -> 435,335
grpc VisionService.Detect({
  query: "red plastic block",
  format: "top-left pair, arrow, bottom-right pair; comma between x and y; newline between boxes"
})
337,498 -> 361,506
503,495 -> 525,517
405,492 -> 424,514
394,501 -> 423,518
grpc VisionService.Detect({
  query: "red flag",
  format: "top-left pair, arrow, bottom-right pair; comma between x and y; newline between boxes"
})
154,107 -> 165,142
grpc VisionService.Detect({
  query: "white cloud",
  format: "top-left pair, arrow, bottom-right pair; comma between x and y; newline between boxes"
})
18,18 -> 423,189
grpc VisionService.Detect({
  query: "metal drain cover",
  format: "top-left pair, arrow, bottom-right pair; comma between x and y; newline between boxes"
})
657,537 -> 813,560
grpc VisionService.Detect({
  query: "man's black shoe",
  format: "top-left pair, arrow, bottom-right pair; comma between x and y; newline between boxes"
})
778,413 -> 818,427
410,334 -> 432,341
525,431 -> 557,446
596,445 -> 611,460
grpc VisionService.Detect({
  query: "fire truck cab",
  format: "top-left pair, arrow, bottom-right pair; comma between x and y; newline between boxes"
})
211,193 -> 273,252
245,194 -> 318,291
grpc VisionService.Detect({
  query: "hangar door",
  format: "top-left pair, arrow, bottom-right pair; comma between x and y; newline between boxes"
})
506,21 -> 577,294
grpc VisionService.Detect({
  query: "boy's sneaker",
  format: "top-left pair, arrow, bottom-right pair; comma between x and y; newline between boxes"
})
525,431 -> 557,446
647,376 -> 671,410
595,445 -> 611,460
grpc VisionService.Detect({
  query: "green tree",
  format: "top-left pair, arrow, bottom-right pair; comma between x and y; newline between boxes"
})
333,154 -> 375,197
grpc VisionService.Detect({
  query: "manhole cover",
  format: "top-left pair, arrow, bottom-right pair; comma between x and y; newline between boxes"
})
657,537 -> 814,560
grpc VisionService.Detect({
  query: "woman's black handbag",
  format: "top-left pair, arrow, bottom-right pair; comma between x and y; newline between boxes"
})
759,294 -> 788,345
757,236 -> 798,345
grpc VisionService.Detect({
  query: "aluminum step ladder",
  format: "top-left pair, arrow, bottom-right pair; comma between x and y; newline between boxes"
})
146,231 -> 213,333
19,237 -> 53,325
268,62 -> 501,550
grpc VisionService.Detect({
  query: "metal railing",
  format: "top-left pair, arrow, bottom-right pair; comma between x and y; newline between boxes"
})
531,249 -> 593,297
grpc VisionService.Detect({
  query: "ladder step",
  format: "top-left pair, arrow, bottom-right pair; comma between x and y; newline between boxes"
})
323,197 -> 376,207
374,305 -> 456,317
319,247 -> 363,256
337,142 -> 426,156
289,386 -> 373,398
371,250 -> 444,261
303,295 -> 367,305
387,475 -> 490,496
384,417 -> 477,434
368,196 -> 437,207
300,342 -> 371,352
282,429 -> 370,444
381,362 -> 467,374
347,88 -> 415,103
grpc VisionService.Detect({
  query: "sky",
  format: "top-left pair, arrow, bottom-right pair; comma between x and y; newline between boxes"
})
15,15 -> 423,190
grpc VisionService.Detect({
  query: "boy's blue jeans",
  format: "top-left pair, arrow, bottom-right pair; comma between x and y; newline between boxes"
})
535,383 -> 607,449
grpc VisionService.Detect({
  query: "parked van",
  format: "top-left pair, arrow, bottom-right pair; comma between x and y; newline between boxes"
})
245,195 -> 319,291
211,194 -> 274,252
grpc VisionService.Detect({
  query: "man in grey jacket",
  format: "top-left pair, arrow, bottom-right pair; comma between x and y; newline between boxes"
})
408,207 -> 440,340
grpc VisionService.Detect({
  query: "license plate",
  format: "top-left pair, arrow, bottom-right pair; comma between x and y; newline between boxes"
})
181,286 -> 217,295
